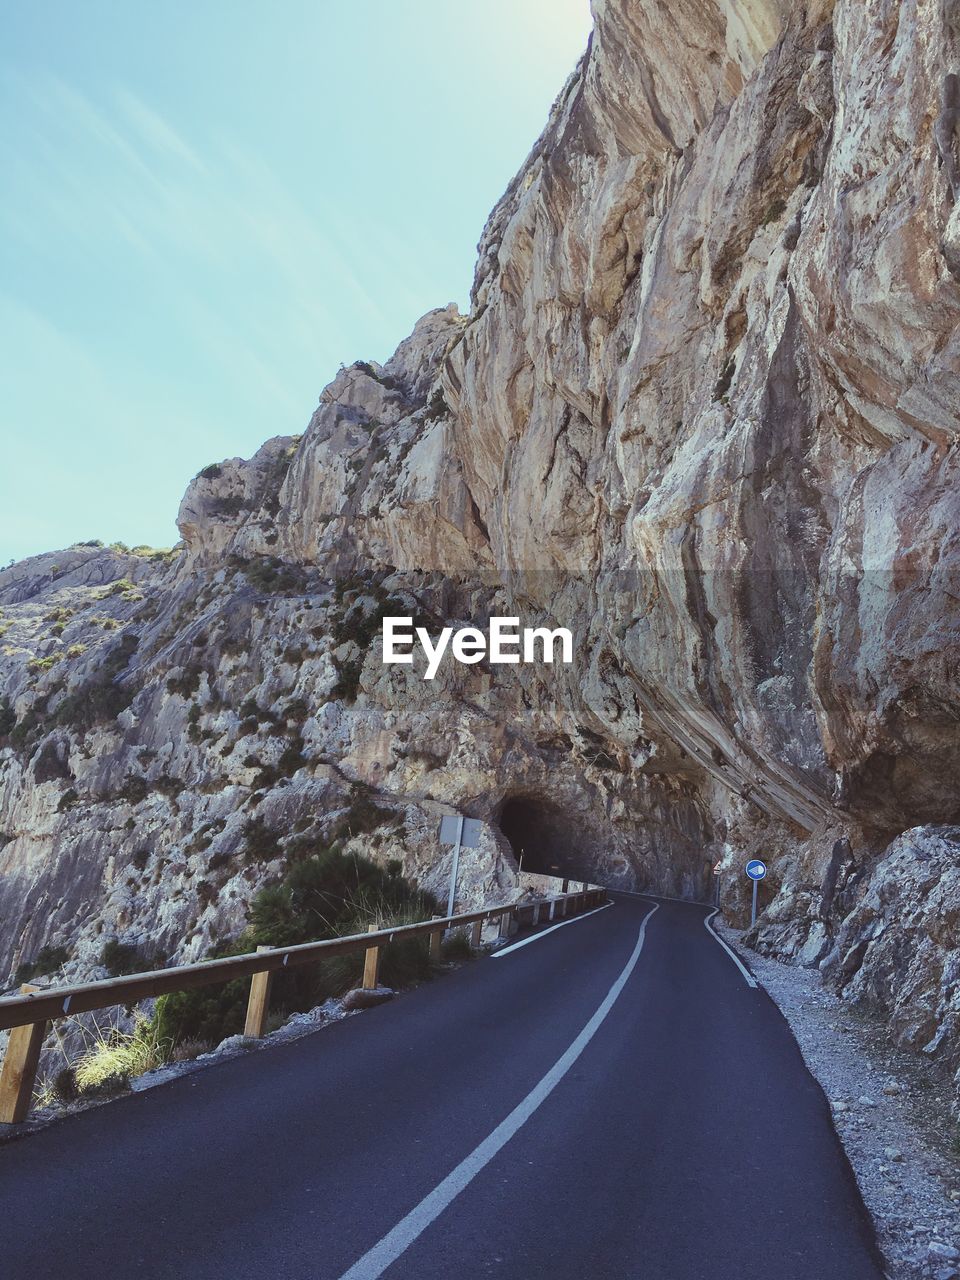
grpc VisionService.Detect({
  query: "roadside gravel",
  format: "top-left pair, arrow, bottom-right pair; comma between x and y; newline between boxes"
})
718,919 -> 960,1280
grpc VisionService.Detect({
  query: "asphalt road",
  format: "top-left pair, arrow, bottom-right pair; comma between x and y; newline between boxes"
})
0,895 -> 886,1280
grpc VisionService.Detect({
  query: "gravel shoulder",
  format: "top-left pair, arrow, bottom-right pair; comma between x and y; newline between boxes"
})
718,919 -> 960,1280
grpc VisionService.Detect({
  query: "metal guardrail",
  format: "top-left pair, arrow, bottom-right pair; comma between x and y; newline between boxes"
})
0,887 -> 606,1124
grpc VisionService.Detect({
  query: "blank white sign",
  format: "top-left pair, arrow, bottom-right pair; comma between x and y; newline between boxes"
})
439,815 -> 482,848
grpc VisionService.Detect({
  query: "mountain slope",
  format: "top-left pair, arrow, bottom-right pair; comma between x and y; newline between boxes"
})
2,0 -> 959,1103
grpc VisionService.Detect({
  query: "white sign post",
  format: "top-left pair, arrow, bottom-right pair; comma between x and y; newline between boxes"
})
439,815 -> 482,919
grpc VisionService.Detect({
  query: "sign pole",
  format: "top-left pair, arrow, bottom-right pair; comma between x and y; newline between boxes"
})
712,858 -> 723,908
744,859 -> 766,927
446,814 -> 464,920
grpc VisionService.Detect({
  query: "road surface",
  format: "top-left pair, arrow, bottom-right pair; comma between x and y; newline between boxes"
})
0,895 -> 885,1279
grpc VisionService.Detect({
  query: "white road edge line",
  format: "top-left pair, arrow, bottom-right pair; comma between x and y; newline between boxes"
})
335,902 -> 660,1280
491,902 -> 614,958
704,908 -> 758,988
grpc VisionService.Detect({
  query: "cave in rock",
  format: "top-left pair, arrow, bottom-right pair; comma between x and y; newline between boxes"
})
497,795 -> 589,882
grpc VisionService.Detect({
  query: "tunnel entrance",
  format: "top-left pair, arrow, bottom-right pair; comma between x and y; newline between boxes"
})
498,795 -> 588,882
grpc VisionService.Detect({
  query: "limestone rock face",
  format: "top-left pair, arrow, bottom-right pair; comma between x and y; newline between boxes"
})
2,0 -> 960,1100
820,828 -> 960,1101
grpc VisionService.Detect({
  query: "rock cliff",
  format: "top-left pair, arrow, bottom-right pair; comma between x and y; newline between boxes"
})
2,0 -> 960,1102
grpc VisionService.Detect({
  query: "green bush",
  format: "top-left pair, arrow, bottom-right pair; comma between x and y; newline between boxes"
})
243,815 -> 281,863
32,741 -> 71,784
153,978 -> 249,1049
423,386 -> 448,421
166,666 -> 202,698
57,788 -> 79,813
441,930 -> 474,962
152,848 -> 438,1046
277,738 -> 305,776
100,939 -> 160,977
97,578 -> 137,598
214,495 -> 248,518
74,1014 -> 168,1094
260,442 -> 300,517
56,632 -> 139,733
14,944 -> 70,985
241,557 -> 306,595
0,698 -> 16,737
27,654 -> 62,674
339,784 -> 404,838
154,773 -> 185,798
52,1066 -> 78,1103
8,708 -> 42,751
119,775 -> 149,804
332,656 -> 364,702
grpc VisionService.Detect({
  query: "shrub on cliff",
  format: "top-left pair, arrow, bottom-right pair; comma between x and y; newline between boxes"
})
151,849 -> 437,1046
240,556 -> 306,594
338,784 -> 404,838
55,632 -> 139,733
100,938 -> 161,977
14,944 -> 70,986
332,655 -> 364,702
242,814 -> 281,863
0,698 -> 15,737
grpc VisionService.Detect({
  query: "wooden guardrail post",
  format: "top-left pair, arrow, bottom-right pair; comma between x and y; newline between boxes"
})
243,946 -> 273,1040
471,917 -> 484,949
429,917 -> 443,964
362,923 -> 381,990
0,985 -> 45,1125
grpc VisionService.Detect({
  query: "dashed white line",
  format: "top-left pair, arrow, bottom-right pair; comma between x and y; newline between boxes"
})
335,901 -> 659,1280
491,902 -> 614,958
704,908 -> 758,988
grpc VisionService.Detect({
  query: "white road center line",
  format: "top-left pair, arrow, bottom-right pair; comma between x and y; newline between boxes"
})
335,902 -> 660,1280
703,907 -> 758,988
491,901 -> 614,958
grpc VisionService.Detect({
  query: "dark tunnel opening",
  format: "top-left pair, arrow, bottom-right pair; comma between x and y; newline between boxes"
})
498,795 -> 588,882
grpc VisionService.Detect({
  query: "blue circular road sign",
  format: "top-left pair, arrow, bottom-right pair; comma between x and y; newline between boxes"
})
745,859 -> 767,881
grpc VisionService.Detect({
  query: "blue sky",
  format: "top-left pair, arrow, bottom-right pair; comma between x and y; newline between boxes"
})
1,0 -> 592,564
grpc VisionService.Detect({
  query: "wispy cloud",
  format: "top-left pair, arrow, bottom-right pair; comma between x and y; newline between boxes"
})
114,87 -> 206,172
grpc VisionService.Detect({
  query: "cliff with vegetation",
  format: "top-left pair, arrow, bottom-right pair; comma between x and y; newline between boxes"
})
2,0 -> 959,1103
